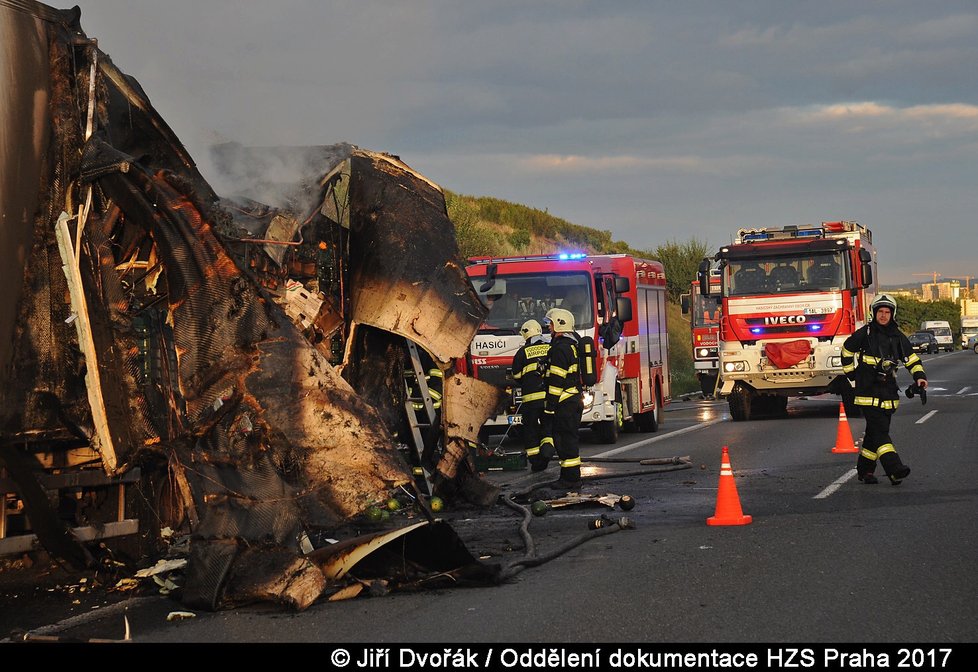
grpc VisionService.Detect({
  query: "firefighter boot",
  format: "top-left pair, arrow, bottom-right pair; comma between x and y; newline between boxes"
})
856,454 -> 878,484
530,440 -> 555,472
888,465 -> 911,486
554,465 -> 582,492
880,452 -> 910,485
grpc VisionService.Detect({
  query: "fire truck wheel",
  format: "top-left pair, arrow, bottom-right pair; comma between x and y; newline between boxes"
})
635,384 -> 661,432
635,411 -> 653,432
699,373 -> 718,397
593,403 -> 621,444
728,385 -> 753,421
652,384 -> 662,430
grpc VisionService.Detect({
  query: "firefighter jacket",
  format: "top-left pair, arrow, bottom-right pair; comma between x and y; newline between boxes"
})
427,367 -> 443,410
511,335 -> 550,405
841,321 -> 926,410
544,332 -> 581,413
408,367 -> 442,412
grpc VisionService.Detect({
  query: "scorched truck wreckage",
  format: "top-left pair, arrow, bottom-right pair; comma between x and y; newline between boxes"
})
0,1 -> 524,610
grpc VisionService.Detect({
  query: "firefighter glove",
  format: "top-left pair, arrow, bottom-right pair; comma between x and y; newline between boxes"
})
905,383 -> 927,405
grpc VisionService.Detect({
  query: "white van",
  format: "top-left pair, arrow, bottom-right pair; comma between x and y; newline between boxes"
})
961,316 -> 978,349
920,320 -> 954,352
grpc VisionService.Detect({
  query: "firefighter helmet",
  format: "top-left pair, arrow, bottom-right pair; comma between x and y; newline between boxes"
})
871,293 -> 898,319
545,308 -> 575,333
520,319 -> 542,340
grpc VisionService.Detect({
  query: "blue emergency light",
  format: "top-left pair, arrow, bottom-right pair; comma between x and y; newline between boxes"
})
741,233 -> 771,242
558,252 -> 587,260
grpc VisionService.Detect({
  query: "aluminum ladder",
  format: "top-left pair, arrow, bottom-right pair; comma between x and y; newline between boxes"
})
403,339 -> 436,495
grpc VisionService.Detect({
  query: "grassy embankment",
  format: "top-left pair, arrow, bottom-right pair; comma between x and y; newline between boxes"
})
446,191 -> 700,397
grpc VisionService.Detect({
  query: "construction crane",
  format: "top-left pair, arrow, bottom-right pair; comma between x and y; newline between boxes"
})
912,272 -> 944,301
913,272 -> 942,285
963,275 -> 974,297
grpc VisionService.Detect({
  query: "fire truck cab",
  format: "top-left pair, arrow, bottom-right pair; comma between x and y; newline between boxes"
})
681,268 -> 722,397
698,221 -> 876,421
464,253 -> 670,443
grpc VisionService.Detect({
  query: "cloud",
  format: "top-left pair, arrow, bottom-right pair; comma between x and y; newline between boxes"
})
784,101 -> 978,137
516,153 -> 781,177
521,154 -> 696,172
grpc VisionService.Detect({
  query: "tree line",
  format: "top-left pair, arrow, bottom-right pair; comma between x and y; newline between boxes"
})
893,298 -> 964,339
446,190 -> 709,303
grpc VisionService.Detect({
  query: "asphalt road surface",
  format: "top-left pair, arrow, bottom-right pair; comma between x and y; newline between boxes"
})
3,350 -> 976,646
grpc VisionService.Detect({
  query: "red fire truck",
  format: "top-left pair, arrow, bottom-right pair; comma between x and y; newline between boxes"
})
682,271 -> 722,397
464,253 -> 670,443
697,221 -> 877,421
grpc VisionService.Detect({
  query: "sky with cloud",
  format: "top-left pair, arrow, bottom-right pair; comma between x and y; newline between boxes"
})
73,0 -> 978,285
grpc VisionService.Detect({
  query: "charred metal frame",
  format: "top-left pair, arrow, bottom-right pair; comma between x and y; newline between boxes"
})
1,1 -> 506,610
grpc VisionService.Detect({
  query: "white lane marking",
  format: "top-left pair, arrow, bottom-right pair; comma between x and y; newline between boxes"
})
814,468 -> 858,499
916,410 -> 938,424
956,386 -> 971,395
592,417 -> 726,458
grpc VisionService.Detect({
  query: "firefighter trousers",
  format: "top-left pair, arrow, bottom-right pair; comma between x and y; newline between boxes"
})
520,401 -> 546,459
858,406 -> 907,477
553,397 -> 584,483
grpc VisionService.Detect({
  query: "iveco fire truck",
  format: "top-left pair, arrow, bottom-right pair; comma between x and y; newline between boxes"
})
464,253 -> 670,443
682,270 -> 722,397
697,221 -> 877,421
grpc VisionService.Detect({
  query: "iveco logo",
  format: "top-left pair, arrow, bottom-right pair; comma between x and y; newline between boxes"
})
764,315 -> 807,325
475,339 -> 506,350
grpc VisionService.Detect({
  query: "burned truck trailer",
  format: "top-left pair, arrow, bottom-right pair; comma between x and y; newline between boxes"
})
0,1 -> 503,609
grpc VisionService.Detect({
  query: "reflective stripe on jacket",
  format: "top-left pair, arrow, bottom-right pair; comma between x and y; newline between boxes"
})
545,333 -> 580,411
512,337 -> 550,404
841,323 -> 926,408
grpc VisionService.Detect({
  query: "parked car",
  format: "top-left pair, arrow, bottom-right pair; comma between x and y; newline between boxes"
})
909,330 -> 939,354
968,334 -> 978,354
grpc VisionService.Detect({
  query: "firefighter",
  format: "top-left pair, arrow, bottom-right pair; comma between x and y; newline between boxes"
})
512,319 -> 551,471
405,348 -> 443,472
540,308 -> 585,489
841,294 -> 927,485
407,364 -> 442,413
426,365 -> 443,412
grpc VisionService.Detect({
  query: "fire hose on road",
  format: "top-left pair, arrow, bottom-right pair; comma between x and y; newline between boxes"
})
496,495 -> 632,581
494,454 -> 693,581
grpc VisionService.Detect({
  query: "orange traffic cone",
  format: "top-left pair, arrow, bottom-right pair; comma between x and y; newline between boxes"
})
707,446 -> 752,526
831,402 -> 858,454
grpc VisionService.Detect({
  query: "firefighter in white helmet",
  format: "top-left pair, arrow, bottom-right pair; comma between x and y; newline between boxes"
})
538,308 -> 584,489
511,320 -> 550,470
841,294 -> 927,485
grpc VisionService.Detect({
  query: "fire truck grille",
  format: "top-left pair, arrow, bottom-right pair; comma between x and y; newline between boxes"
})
474,365 -> 511,389
763,370 -> 816,381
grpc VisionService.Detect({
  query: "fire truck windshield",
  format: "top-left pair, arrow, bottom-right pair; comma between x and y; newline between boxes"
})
474,272 -> 593,331
692,292 -> 720,328
726,251 -> 848,297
